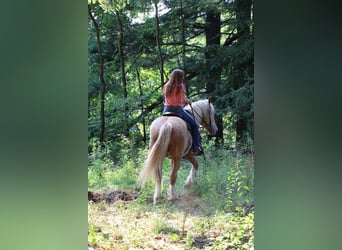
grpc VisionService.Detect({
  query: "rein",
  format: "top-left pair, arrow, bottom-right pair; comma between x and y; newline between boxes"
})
189,103 -> 212,131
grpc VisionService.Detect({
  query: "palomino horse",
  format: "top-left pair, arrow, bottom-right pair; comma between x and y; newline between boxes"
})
138,99 -> 218,204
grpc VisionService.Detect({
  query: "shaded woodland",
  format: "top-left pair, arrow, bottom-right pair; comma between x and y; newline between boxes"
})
88,0 -> 254,158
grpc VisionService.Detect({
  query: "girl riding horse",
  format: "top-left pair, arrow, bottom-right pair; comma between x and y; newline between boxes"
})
162,69 -> 203,156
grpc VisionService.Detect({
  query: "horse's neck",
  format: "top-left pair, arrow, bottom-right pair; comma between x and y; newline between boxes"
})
192,103 -> 204,125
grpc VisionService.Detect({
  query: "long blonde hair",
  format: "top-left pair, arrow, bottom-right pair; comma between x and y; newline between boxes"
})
164,69 -> 184,97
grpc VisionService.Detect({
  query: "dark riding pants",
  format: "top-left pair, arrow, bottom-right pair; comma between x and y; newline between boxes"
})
163,106 -> 201,149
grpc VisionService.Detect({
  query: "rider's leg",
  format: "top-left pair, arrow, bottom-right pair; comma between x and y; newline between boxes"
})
177,109 -> 202,154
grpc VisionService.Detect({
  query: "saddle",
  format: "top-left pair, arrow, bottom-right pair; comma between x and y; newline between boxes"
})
162,112 -> 192,132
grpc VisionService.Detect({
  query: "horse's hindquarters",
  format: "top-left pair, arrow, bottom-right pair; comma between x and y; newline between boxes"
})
144,116 -> 193,204
150,117 -> 192,156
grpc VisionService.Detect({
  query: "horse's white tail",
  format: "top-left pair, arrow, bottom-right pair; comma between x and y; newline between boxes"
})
139,123 -> 172,185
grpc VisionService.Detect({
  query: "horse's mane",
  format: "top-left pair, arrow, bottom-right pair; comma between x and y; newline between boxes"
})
184,99 -> 214,113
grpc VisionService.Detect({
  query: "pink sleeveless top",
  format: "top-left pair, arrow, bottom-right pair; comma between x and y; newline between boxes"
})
163,83 -> 186,107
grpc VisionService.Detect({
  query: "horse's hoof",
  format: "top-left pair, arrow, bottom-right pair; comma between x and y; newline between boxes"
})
168,194 -> 179,201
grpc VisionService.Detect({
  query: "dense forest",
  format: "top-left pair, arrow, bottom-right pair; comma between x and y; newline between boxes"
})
88,1 -> 254,248
88,0 -> 254,158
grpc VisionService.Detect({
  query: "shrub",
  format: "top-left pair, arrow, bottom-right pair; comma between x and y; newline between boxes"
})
225,153 -> 254,213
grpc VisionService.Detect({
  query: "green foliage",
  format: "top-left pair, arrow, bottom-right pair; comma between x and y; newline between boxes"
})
152,220 -> 180,235
185,231 -> 195,247
88,224 -> 106,247
88,1 -> 254,247
225,153 -> 254,214
88,138 -> 143,189
88,139 -> 114,189
88,0 -> 254,150
188,144 -> 229,210
88,138 -> 254,210
88,143 -> 254,249
205,212 -> 254,250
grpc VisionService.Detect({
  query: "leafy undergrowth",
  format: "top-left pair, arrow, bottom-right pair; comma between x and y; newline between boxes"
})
88,195 -> 254,250
88,144 -> 254,249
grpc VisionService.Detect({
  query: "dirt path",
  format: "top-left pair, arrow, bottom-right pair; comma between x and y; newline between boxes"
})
88,189 -> 254,250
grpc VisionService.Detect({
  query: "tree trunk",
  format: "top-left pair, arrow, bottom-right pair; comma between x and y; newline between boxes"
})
154,1 -> 164,87
205,10 -> 221,94
88,5 -> 106,143
115,10 -> 129,137
234,0 -> 252,147
136,67 -> 146,145
205,9 -> 223,143
180,0 -> 187,92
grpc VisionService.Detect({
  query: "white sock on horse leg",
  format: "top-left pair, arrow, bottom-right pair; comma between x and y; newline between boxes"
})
153,182 -> 161,204
168,184 -> 177,200
185,168 -> 197,187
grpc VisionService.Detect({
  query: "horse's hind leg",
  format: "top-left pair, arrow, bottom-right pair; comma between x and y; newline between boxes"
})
154,182 -> 161,205
168,159 -> 181,201
153,163 -> 162,205
184,155 -> 199,188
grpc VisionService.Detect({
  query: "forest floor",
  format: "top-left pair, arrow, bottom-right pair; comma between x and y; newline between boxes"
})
88,187 -> 254,250
88,146 -> 254,249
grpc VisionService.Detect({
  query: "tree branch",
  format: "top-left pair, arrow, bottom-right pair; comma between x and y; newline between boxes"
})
223,31 -> 243,47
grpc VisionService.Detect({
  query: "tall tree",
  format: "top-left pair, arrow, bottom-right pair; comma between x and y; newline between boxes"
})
87,0 -> 254,153
205,9 -> 220,94
115,9 -> 129,136
233,0 -> 253,146
180,0 -> 186,70
88,4 -> 106,143
136,67 -> 147,145
154,0 -> 165,87
204,6 -> 224,143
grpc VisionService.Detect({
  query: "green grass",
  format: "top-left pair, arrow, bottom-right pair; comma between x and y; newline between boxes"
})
88,143 -> 254,249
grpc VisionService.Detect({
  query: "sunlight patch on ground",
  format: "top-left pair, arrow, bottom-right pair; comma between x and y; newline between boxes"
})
88,194 -> 254,250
